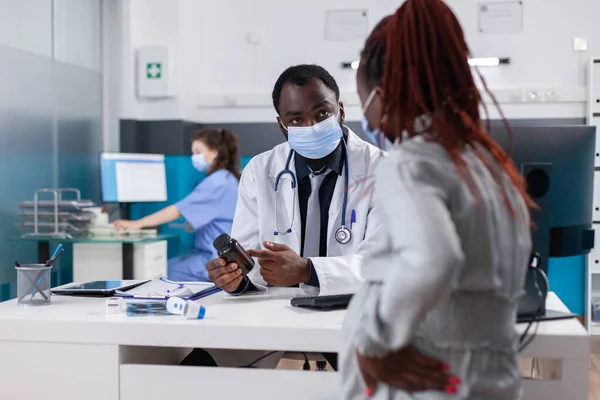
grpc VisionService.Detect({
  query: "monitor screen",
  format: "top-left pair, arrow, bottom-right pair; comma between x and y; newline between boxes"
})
100,152 -> 168,203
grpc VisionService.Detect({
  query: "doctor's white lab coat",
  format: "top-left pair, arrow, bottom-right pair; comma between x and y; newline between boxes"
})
231,128 -> 384,295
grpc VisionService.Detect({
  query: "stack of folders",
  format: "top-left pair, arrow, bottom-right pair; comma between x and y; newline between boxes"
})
116,278 -> 221,300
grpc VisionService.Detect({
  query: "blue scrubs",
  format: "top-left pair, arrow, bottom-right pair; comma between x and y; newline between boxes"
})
168,169 -> 238,282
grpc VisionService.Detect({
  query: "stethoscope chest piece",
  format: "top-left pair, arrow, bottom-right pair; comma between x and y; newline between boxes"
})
335,227 -> 351,244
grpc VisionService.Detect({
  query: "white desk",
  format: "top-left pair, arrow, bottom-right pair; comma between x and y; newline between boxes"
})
0,290 -> 588,400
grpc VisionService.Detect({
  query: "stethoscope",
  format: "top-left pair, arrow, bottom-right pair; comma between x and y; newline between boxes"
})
273,140 -> 351,245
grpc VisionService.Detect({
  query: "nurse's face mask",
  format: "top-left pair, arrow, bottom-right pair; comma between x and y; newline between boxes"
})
191,153 -> 210,172
282,114 -> 343,160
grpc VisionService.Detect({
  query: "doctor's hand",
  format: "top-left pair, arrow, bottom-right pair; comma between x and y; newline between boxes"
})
113,220 -> 143,231
247,242 -> 310,287
356,346 -> 459,396
206,258 -> 243,292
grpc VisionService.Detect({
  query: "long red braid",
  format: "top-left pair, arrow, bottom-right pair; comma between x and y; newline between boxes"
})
359,0 -> 536,214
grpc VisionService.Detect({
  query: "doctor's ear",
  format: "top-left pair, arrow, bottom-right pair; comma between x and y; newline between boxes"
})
338,102 -> 346,124
276,116 -> 288,140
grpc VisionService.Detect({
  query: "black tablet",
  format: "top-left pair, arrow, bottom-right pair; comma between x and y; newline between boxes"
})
51,280 -> 149,297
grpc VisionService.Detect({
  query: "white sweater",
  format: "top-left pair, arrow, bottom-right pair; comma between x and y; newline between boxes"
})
340,136 -> 532,400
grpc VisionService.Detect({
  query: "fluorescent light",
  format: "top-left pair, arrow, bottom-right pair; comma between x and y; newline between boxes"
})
341,61 -> 360,70
468,57 -> 510,67
343,57 -> 510,70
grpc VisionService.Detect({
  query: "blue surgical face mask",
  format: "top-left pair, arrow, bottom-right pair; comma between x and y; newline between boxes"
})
283,115 -> 343,159
361,88 -> 393,151
192,153 -> 209,172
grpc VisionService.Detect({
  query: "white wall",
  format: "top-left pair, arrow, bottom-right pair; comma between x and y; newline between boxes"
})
113,0 -> 600,123
0,0 -> 52,57
53,0 -> 102,71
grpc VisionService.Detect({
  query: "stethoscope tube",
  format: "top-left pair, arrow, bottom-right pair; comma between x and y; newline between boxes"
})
273,140 -> 351,245
273,149 -> 296,235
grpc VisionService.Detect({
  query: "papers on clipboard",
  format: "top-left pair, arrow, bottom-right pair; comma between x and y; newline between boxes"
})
115,277 -> 219,300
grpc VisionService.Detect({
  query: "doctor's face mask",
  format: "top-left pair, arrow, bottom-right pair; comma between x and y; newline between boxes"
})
275,71 -> 345,160
281,114 -> 343,159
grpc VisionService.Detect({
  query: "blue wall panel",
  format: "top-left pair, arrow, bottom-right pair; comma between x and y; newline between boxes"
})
547,255 -> 586,315
130,156 -> 254,260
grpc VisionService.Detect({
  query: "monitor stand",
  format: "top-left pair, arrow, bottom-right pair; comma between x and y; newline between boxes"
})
119,203 -> 131,221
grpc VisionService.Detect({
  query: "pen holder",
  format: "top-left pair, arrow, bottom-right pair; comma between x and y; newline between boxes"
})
16,264 -> 52,306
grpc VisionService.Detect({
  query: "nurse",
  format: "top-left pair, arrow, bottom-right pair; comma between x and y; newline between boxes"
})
113,128 -> 240,282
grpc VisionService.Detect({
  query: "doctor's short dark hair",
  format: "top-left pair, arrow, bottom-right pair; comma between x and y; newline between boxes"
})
272,64 -> 340,114
191,128 -> 241,180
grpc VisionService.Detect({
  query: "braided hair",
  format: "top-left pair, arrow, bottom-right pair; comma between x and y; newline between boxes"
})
358,0 -> 535,214
191,128 -> 241,180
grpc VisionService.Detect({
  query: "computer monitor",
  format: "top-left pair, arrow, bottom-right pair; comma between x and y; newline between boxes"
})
489,125 -> 595,318
99,152 -> 168,203
489,125 -> 595,268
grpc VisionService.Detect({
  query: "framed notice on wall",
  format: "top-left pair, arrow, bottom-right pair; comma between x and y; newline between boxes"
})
325,9 -> 369,41
479,1 -> 523,34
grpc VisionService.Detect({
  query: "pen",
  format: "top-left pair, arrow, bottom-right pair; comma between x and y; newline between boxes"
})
31,244 -> 64,298
47,244 -> 64,266
350,209 -> 356,230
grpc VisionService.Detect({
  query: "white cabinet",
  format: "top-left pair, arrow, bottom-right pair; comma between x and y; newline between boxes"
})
588,225 -> 600,333
120,364 -> 341,400
73,241 -> 167,282
594,172 -> 600,222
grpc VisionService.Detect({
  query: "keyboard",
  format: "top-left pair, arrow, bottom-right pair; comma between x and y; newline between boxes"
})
290,294 -> 353,310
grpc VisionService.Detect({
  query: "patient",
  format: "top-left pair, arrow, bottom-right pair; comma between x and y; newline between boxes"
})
340,1 -> 534,399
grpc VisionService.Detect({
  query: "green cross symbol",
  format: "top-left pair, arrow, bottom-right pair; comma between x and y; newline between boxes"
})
146,63 -> 162,79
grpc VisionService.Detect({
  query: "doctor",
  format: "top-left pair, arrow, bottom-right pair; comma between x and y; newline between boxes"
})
182,64 -> 384,368
113,128 -> 240,282
208,63 -> 383,296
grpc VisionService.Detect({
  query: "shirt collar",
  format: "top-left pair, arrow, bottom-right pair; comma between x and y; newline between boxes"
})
294,136 -> 346,181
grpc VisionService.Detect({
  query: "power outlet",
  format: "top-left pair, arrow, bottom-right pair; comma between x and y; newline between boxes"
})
544,91 -> 560,102
509,91 -> 524,103
526,91 -> 542,102
223,96 -> 238,107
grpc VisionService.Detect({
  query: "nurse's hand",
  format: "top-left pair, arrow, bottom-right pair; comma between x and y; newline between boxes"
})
206,258 -> 243,292
247,242 -> 310,287
113,220 -> 143,231
356,346 -> 459,396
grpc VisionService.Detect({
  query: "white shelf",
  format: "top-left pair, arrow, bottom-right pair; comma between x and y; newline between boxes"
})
586,58 -> 600,333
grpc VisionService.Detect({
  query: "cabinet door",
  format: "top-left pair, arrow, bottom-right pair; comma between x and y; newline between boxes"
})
594,172 -> 600,222
589,223 -> 600,274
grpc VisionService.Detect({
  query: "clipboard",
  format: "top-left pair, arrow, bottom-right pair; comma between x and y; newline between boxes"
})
116,277 -> 221,300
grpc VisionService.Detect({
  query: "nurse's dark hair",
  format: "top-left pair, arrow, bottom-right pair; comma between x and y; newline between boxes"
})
191,128 -> 241,180
358,0 -> 535,214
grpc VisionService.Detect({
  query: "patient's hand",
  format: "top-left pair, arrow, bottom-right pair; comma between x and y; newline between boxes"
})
356,346 -> 459,396
206,258 -> 243,292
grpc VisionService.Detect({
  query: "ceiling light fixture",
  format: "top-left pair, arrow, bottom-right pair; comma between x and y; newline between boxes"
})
468,57 -> 511,67
342,57 -> 511,69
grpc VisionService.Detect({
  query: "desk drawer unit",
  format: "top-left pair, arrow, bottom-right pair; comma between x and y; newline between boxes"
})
120,364 -> 340,400
133,240 -> 167,279
73,240 -> 167,281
